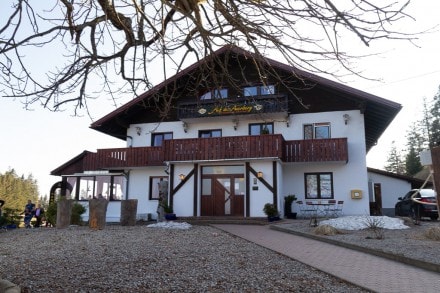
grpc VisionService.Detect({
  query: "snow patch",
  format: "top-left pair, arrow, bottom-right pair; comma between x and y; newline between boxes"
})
147,222 -> 192,230
320,216 -> 409,230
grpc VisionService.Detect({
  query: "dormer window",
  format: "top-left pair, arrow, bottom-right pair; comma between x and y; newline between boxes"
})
243,85 -> 275,97
199,129 -> 222,138
200,88 -> 228,100
152,132 -> 173,146
304,123 -> 330,139
249,123 -> 274,135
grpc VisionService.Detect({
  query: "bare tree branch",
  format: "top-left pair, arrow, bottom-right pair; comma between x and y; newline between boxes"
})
0,0 -> 419,118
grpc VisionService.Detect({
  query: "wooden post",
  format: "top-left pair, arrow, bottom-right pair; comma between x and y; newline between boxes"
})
89,199 -> 108,230
120,199 -> 138,226
430,147 -> 440,215
56,199 -> 73,229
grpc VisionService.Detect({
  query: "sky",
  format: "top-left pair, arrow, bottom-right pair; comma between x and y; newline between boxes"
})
1,1 -> 440,197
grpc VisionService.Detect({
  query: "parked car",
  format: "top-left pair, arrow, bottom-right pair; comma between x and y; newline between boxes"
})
395,189 -> 438,221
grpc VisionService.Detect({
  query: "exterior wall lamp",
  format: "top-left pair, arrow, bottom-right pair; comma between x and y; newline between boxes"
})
257,171 -> 263,178
232,119 -> 239,131
179,173 -> 186,180
182,122 -> 188,133
343,114 -> 350,125
135,126 -> 142,136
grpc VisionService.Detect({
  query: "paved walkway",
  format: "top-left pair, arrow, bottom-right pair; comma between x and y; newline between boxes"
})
213,224 -> 440,293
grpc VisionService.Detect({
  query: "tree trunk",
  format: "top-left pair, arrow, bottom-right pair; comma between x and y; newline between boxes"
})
120,199 -> 138,226
89,199 -> 108,230
56,199 -> 73,229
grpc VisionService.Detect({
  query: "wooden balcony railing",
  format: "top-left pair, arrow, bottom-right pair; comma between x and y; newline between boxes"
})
283,138 -> 348,163
83,146 -> 164,170
82,136 -> 347,170
163,134 -> 283,162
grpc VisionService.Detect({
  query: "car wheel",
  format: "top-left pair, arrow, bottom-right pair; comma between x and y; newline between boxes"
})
394,206 -> 401,216
430,215 -> 439,221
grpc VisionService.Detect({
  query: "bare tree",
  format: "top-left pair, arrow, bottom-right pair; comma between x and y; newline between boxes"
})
0,0 -> 414,117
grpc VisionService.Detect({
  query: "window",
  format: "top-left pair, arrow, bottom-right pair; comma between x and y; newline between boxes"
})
150,176 -> 168,200
70,174 -> 126,201
305,173 -> 334,199
200,88 -> 228,100
199,129 -> 222,138
243,86 -> 258,96
304,123 -> 330,139
261,85 -> 275,95
152,132 -> 173,146
243,85 -> 275,96
249,123 -> 274,135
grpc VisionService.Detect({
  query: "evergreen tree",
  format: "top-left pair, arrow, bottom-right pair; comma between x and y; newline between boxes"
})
385,141 -> 406,174
0,168 -> 39,212
404,124 -> 425,175
430,86 -> 440,147
419,97 -> 433,147
405,146 -> 423,176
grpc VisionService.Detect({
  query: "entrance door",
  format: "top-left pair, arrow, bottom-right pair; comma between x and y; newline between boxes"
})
201,175 -> 244,216
373,183 -> 383,215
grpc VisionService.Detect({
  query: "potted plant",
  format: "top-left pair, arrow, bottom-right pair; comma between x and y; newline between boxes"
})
162,203 -> 177,221
263,203 -> 280,222
261,126 -> 270,135
284,194 -> 297,219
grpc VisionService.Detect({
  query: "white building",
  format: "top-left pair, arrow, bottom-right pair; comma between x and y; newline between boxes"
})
50,46 -> 402,222
367,167 -> 429,216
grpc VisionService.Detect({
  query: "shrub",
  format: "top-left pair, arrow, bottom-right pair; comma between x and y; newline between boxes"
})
314,224 -> 343,236
45,202 -> 57,227
363,215 -> 385,239
0,208 -> 21,226
263,203 -> 279,217
71,202 -> 86,225
45,200 -> 86,226
424,227 -> 440,241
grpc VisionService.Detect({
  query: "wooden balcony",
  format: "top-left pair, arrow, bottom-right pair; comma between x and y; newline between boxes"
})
83,136 -> 347,171
163,135 -> 283,161
283,138 -> 348,163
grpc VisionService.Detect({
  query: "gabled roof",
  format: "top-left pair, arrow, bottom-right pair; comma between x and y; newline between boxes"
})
50,151 -> 93,176
90,45 -> 401,152
367,167 -> 431,189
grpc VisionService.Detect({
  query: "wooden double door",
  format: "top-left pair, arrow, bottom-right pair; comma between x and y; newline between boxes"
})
201,174 -> 245,216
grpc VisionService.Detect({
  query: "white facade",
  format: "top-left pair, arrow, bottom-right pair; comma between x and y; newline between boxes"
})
367,171 -> 414,217
86,109 -> 369,221
52,47 -> 402,223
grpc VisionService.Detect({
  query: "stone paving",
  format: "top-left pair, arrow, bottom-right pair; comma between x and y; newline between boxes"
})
214,224 -> 440,293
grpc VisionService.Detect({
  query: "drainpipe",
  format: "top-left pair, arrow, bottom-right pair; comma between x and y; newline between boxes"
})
125,170 -> 130,200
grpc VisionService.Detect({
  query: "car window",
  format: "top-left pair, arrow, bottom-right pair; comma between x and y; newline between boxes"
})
404,191 -> 417,200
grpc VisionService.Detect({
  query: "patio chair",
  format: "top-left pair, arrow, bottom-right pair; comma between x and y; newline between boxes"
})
334,200 -> 344,217
297,201 -> 314,219
323,199 -> 337,217
302,201 -> 318,219
296,201 -> 305,218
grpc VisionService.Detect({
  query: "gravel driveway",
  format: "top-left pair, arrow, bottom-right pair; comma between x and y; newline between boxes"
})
0,224 -> 370,293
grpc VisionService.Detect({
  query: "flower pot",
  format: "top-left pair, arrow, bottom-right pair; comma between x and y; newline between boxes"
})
268,216 -> 281,222
165,213 -> 177,221
286,212 -> 297,219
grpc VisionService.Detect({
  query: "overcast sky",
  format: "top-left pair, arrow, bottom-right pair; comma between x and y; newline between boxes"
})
1,1 -> 439,197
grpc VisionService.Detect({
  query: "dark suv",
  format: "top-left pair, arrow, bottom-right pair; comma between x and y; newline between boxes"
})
395,189 -> 438,221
